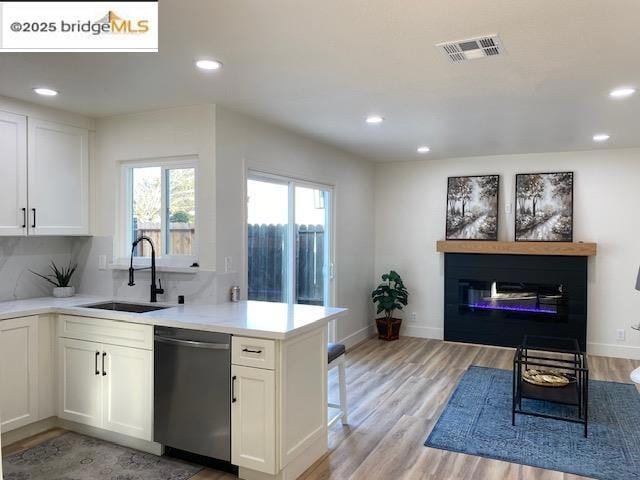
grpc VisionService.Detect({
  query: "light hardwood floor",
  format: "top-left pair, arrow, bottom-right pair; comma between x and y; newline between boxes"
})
3,337 -> 639,480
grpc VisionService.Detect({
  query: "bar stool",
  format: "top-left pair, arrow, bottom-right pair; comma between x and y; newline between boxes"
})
328,342 -> 348,425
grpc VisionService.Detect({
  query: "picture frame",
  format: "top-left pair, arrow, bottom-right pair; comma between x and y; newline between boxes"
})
446,175 -> 499,240
514,171 -> 573,242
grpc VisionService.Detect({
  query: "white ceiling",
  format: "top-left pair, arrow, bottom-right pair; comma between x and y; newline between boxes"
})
1,0 -> 639,162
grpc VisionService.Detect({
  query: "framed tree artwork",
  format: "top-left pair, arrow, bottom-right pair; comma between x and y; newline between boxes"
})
515,172 -> 573,242
446,175 -> 499,240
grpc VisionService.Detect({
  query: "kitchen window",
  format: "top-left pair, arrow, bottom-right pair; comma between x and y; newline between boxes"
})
122,158 -> 197,265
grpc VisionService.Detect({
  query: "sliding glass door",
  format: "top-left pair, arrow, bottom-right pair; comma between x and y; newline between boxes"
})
246,177 -> 289,302
247,173 -> 332,307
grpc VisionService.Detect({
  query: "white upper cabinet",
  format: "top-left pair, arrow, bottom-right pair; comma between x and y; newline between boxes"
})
0,111 -> 28,236
28,119 -> 89,235
0,112 -> 90,237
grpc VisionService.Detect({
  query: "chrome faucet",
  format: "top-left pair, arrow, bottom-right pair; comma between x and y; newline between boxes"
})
128,236 -> 164,303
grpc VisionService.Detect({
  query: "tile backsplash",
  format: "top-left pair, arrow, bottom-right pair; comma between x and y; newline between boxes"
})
0,235 -> 237,305
72,236 -> 235,304
0,237 -> 76,301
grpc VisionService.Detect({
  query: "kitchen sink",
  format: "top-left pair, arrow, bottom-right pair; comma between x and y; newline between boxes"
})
82,302 -> 170,313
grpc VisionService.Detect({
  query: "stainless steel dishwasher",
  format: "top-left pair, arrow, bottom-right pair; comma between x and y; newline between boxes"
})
154,326 -> 231,461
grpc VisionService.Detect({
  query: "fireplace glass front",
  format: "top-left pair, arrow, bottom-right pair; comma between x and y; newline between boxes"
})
459,280 -> 568,321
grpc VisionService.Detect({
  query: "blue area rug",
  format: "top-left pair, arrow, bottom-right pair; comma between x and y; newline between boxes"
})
425,366 -> 640,480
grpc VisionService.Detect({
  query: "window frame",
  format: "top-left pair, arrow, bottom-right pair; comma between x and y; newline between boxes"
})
120,156 -> 198,267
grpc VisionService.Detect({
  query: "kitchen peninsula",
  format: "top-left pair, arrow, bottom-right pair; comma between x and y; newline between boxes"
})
0,295 -> 347,480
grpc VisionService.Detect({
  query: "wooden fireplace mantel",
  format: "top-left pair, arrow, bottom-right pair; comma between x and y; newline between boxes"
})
436,240 -> 597,257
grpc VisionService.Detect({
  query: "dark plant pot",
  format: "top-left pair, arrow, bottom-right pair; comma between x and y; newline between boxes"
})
376,317 -> 402,341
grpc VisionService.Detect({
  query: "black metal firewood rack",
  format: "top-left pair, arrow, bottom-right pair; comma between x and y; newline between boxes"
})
512,335 -> 589,437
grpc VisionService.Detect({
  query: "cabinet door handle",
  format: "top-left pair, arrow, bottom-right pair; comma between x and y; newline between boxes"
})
31,208 -> 36,228
242,348 -> 262,354
21,208 -> 26,228
232,375 -> 237,403
95,352 -> 100,375
102,352 -> 107,376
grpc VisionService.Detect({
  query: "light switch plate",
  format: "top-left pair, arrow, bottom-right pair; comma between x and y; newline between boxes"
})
98,255 -> 107,270
505,203 -> 512,214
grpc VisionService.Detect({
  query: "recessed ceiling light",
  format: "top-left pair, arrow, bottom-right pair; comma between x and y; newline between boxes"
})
195,59 -> 222,71
609,87 -> 636,99
417,146 -> 431,154
592,133 -> 610,142
33,87 -> 58,96
366,115 -> 384,124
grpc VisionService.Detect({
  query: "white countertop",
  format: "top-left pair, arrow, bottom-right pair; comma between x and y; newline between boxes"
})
0,295 -> 347,340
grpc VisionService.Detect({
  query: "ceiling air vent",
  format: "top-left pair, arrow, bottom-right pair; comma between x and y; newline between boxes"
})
436,35 -> 504,63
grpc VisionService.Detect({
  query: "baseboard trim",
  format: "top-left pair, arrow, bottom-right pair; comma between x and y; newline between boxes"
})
401,324 -> 444,340
587,342 -> 640,360
1,417 -> 57,446
390,334 -> 640,361
400,336 -> 640,361
339,324 -> 375,349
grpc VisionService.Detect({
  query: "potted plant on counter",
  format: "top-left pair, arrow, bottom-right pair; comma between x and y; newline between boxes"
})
30,261 -> 78,298
372,270 -> 409,341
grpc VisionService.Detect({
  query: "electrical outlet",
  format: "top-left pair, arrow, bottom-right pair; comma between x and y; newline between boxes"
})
410,312 -> 417,321
224,256 -> 232,273
98,255 -> 107,270
616,329 -> 626,341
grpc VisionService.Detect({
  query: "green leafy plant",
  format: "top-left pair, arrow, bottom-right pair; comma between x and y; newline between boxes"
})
371,270 -> 409,320
169,211 -> 191,223
30,261 -> 78,288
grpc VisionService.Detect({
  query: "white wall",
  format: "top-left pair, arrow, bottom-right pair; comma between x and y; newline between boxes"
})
216,106 -> 376,346
375,147 -> 640,359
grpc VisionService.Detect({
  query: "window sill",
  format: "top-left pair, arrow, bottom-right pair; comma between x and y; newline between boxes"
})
108,263 -> 201,274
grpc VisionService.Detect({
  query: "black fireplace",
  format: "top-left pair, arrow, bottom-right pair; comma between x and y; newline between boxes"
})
444,253 -> 587,350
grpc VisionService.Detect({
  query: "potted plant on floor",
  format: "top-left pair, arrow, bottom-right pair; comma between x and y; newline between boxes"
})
30,261 -> 78,298
372,270 -> 409,341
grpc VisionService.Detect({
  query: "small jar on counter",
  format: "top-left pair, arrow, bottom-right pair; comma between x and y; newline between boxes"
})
230,285 -> 240,302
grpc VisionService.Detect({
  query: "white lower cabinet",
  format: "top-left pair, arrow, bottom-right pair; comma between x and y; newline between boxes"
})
58,337 -> 102,428
57,321 -> 153,442
231,332 -> 328,480
102,344 -> 152,440
231,364 -> 276,475
1,318 -> 328,480
0,317 -> 39,432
